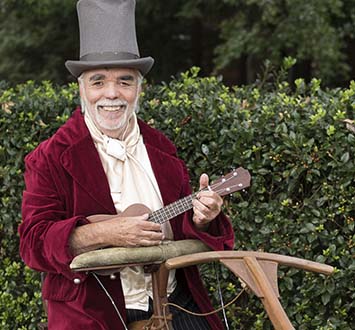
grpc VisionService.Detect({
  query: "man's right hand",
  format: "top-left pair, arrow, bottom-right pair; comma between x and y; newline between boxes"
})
102,214 -> 164,247
69,214 -> 164,256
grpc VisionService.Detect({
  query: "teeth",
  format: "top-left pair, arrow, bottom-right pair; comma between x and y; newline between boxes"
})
99,105 -> 125,112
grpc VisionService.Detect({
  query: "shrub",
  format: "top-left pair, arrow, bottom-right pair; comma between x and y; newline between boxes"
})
0,67 -> 354,329
0,81 -> 78,329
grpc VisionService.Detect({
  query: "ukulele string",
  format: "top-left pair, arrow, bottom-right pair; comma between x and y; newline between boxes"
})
212,183 -> 245,195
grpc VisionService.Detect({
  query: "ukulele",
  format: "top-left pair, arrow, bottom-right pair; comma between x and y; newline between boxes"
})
87,167 -> 251,224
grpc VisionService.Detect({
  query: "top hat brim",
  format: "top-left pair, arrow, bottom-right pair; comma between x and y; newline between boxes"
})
65,56 -> 154,78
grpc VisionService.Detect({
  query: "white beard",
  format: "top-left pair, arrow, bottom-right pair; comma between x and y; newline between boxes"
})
80,95 -> 139,136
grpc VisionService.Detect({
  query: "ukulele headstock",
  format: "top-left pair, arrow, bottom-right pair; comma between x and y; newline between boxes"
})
210,167 -> 251,197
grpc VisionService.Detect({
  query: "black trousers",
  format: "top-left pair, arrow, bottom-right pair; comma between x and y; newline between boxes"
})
126,282 -> 211,330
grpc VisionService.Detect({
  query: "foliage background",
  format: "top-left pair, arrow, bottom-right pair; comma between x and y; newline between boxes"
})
1,65 -> 354,329
2,0 -> 355,86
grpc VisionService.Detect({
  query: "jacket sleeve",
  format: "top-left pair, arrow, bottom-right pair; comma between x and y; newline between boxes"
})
19,148 -> 88,281
179,162 -> 235,251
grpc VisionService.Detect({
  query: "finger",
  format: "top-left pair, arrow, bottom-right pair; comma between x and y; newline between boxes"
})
139,220 -> 162,232
131,215 -> 161,231
192,199 -> 209,217
194,193 -> 222,212
196,195 -> 215,208
126,228 -> 164,246
193,198 -> 221,222
193,207 -> 207,222
139,239 -> 162,247
135,213 -> 149,221
141,230 -> 164,241
138,230 -> 164,246
193,200 -> 216,223
199,173 -> 209,190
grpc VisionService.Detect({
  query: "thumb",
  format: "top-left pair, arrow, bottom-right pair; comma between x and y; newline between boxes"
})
199,173 -> 209,190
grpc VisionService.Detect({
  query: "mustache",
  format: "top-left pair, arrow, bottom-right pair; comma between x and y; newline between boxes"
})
95,99 -> 128,108
80,96 -> 140,114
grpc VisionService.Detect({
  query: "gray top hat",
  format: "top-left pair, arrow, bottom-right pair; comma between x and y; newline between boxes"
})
65,0 -> 154,77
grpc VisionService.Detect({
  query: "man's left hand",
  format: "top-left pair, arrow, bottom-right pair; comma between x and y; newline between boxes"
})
192,173 -> 223,231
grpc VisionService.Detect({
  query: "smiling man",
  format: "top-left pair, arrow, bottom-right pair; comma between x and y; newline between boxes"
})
19,1 -> 234,330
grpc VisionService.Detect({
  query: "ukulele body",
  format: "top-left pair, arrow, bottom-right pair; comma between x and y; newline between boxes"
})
87,204 -> 152,223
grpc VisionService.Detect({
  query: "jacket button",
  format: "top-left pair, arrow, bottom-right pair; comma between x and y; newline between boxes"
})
73,278 -> 81,284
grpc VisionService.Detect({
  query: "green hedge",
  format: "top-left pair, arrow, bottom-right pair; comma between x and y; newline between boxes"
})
1,66 -> 354,329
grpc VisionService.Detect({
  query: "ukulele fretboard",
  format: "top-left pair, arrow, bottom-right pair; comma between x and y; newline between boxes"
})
148,193 -> 197,224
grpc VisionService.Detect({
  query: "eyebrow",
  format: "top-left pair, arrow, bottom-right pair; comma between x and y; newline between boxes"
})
88,73 -> 106,82
88,73 -> 136,82
119,74 -> 135,82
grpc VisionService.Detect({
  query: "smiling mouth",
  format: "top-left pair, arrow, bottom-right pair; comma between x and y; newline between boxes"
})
98,105 -> 126,112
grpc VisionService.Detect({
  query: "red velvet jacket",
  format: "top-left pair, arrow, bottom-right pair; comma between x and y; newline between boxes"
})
19,108 -> 234,330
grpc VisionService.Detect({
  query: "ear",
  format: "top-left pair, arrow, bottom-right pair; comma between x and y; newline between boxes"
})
136,70 -> 144,93
78,79 -> 85,98
77,77 -> 87,113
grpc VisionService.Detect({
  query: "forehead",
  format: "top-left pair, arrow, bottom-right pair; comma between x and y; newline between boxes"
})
83,67 -> 139,81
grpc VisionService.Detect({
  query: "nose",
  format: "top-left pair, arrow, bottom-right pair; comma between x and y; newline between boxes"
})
104,82 -> 120,99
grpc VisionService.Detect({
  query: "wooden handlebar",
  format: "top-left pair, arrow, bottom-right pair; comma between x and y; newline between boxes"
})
165,250 -> 334,275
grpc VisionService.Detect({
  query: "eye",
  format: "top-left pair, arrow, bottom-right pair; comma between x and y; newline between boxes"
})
119,80 -> 132,87
91,81 -> 104,87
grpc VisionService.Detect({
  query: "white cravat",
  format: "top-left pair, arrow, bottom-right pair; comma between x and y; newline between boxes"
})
105,137 -> 126,161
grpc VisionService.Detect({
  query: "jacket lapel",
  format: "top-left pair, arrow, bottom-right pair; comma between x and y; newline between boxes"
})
61,134 -> 116,214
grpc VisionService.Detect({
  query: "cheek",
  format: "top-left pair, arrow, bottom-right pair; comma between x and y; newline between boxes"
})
126,92 -> 139,107
121,87 -> 139,102
84,89 -> 102,106
87,96 -> 100,106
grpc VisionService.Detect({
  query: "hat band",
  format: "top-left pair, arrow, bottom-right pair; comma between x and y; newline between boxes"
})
80,52 -> 140,62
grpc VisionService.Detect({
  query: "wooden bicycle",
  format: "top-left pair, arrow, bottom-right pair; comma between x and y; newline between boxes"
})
70,239 -> 334,330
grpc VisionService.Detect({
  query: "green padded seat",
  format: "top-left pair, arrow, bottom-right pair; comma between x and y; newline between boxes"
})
70,239 -> 211,271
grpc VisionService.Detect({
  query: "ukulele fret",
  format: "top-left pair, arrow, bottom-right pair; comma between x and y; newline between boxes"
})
149,195 -> 194,224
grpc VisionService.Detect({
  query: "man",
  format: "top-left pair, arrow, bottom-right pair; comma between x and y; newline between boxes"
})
19,1 -> 234,329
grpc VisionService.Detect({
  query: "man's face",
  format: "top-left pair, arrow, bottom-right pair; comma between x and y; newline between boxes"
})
79,67 -> 141,138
